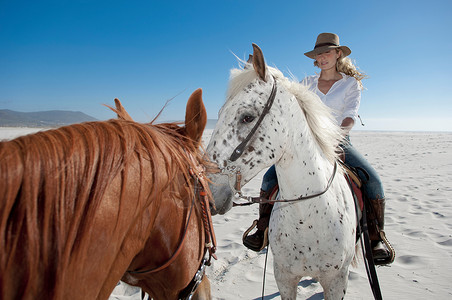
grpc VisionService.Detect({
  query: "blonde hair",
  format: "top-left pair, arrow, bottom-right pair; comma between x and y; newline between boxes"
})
314,48 -> 367,88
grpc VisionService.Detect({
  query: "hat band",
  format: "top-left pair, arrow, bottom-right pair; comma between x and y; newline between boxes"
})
314,42 -> 339,49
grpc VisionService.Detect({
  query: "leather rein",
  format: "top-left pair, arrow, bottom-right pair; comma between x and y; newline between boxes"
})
127,159 -> 217,275
233,161 -> 338,206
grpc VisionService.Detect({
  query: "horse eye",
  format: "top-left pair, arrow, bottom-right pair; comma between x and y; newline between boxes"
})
241,115 -> 255,124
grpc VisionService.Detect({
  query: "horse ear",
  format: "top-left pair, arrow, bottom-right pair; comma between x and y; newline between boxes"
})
244,54 -> 253,70
185,88 -> 207,147
252,43 -> 266,82
104,99 -> 134,121
114,99 -> 134,121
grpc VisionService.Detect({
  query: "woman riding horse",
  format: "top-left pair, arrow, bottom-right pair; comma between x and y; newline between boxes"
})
243,33 -> 393,265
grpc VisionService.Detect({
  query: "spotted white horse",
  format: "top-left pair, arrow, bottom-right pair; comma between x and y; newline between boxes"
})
207,44 -> 357,299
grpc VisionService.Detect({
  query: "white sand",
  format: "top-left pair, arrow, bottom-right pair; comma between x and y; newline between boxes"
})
0,127 -> 49,141
202,129 -> 452,299
3,128 -> 452,299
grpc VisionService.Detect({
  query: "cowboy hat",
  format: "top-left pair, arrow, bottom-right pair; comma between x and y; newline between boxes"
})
304,33 -> 351,59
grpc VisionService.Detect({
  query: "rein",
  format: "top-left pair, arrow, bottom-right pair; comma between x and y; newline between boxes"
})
233,160 -> 338,206
127,161 -> 217,275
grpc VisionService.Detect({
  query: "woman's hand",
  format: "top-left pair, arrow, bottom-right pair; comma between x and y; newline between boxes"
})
341,117 -> 355,135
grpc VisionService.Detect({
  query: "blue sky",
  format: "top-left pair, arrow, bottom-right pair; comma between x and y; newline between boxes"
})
1,0 -> 451,131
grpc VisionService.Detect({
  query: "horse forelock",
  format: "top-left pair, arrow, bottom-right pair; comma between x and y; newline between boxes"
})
0,119 -> 206,298
225,66 -> 343,163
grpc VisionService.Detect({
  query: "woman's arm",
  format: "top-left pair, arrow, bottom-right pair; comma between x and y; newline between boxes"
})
341,117 -> 355,135
342,77 -> 361,132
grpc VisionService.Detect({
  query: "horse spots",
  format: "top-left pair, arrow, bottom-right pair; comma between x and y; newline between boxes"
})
247,145 -> 255,152
269,153 -> 275,159
222,139 -> 227,146
259,137 -> 264,142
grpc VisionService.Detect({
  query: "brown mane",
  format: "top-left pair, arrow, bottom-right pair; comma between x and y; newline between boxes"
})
0,118 -> 207,299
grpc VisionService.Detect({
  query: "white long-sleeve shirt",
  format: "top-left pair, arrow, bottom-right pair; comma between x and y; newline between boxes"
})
301,73 -> 361,126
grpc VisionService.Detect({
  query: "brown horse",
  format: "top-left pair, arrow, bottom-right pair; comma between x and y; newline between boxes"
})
0,89 -> 215,300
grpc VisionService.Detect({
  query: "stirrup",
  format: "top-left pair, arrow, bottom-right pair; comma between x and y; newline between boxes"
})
242,220 -> 269,252
374,230 -> 395,266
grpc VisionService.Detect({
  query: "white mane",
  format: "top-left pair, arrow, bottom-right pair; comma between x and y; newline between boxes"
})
227,64 -> 345,163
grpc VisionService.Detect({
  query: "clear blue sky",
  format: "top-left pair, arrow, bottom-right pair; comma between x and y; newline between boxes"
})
1,0 -> 451,131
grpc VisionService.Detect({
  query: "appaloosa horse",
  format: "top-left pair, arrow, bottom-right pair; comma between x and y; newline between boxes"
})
0,89 -> 214,300
206,44 -> 357,299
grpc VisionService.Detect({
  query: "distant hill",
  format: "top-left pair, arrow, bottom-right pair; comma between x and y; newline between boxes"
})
0,109 -> 98,127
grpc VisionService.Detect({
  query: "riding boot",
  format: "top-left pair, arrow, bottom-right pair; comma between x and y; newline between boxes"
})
243,189 -> 274,252
368,198 -> 394,264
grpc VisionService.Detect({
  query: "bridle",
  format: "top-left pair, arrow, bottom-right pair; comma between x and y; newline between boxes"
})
229,76 -> 278,162
218,76 -> 278,196
218,75 -> 338,205
127,156 -> 217,299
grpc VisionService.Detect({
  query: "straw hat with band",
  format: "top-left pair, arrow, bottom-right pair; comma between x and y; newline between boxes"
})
304,33 -> 351,59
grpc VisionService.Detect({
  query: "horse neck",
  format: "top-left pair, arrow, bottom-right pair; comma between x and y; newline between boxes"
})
275,113 -> 334,201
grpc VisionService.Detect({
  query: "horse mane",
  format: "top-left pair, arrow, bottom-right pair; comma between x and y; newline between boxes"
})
0,119 -> 206,298
227,65 -> 344,163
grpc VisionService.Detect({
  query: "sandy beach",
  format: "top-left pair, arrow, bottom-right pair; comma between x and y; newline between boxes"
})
2,127 -> 452,299
201,129 -> 452,299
